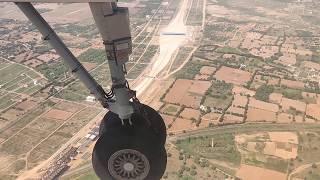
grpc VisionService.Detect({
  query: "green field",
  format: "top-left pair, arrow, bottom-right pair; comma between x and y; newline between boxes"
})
175,58 -> 210,79
203,81 -> 233,110
186,0 -> 204,26
176,133 -> 241,166
243,154 -> 288,173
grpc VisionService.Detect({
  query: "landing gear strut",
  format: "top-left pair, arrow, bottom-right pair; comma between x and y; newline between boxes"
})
14,1 -> 167,179
88,2 -> 168,178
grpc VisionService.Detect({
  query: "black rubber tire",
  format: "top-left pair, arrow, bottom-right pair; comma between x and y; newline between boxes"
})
99,104 -> 166,146
93,123 -> 167,180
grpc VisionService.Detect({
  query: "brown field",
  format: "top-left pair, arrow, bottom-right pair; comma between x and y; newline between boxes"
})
232,86 -> 255,96
179,108 -> 200,120
280,79 -> 304,89
0,109 -> 23,122
227,106 -> 245,115
201,112 -> 221,124
82,62 -> 97,71
15,99 -> 38,111
23,59 -> 43,68
37,53 -> 59,63
264,141 -> 298,160
249,98 -> 279,112
305,117 -> 316,123
295,115 -> 304,123
269,93 -> 283,104
247,107 -> 276,122
170,118 -> 195,133
163,79 -> 210,108
70,48 -> 88,57
54,101 -> 85,113
269,132 -> 298,144
188,80 -> 212,95
302,92 -> 317,99
237,131 -> 298,160
194,74 -> 210,80
277,113 -> 293,123
222,114 -> 243,124
237,164 -> 286,180
214,66 -> 252,86
199,66 -> 216,75
160,114 -> 175,128
198,119 -> 211,128
267,77 -> 280,86
232,95 -> 248,108
302,61 -> 320,71
281,98 -> 306,113
306,104 -> 320,120
149,101 -> 164,111
276,54 -> 296,66
264,132 -> 299,159
160,104 -> 181,116
43,109 -> 73,120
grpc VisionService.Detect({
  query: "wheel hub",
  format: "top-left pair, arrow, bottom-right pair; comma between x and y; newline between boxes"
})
108,149 -> 150,180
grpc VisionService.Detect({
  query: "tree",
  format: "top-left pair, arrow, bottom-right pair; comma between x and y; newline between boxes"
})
185,167 -> 190,172
190,170 -> 197,176
312,163 -> 317,169
255,84 -> 274,102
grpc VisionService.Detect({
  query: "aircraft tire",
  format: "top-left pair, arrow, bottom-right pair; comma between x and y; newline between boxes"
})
99,104 -> 166,145
92,123 -> 167,180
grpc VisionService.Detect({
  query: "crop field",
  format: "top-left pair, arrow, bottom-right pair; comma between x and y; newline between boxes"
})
175,57 -> 210,80
169,46 -> 195,73
214,66 -> 252,86
176,133 -> 241,166
163,79 -> 211,109
0,62 -> 46,128
186,0 -> 204,26
203,81 -> 233,110
0,98 -> 102,179
56,62 -> 112,102
237,164 -> 286,180
0,63 -> 43,93
36,60 -> 69,83
127,64 -> 149,79
173,124 -> 320,178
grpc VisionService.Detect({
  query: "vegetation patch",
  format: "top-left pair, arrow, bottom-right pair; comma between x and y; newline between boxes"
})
78,48 -> 106,64
176,134 -> 241,166
244,155 -> 288,173
37,60 -> 69,82
276,87 -> 303,100
175,59 -> 210,80
255,85 -> 274,102
203,81 -> 233,110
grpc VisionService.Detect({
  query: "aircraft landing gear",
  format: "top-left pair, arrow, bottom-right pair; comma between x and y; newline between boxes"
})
14,2 -> 166,179
93,104 -> 167,180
